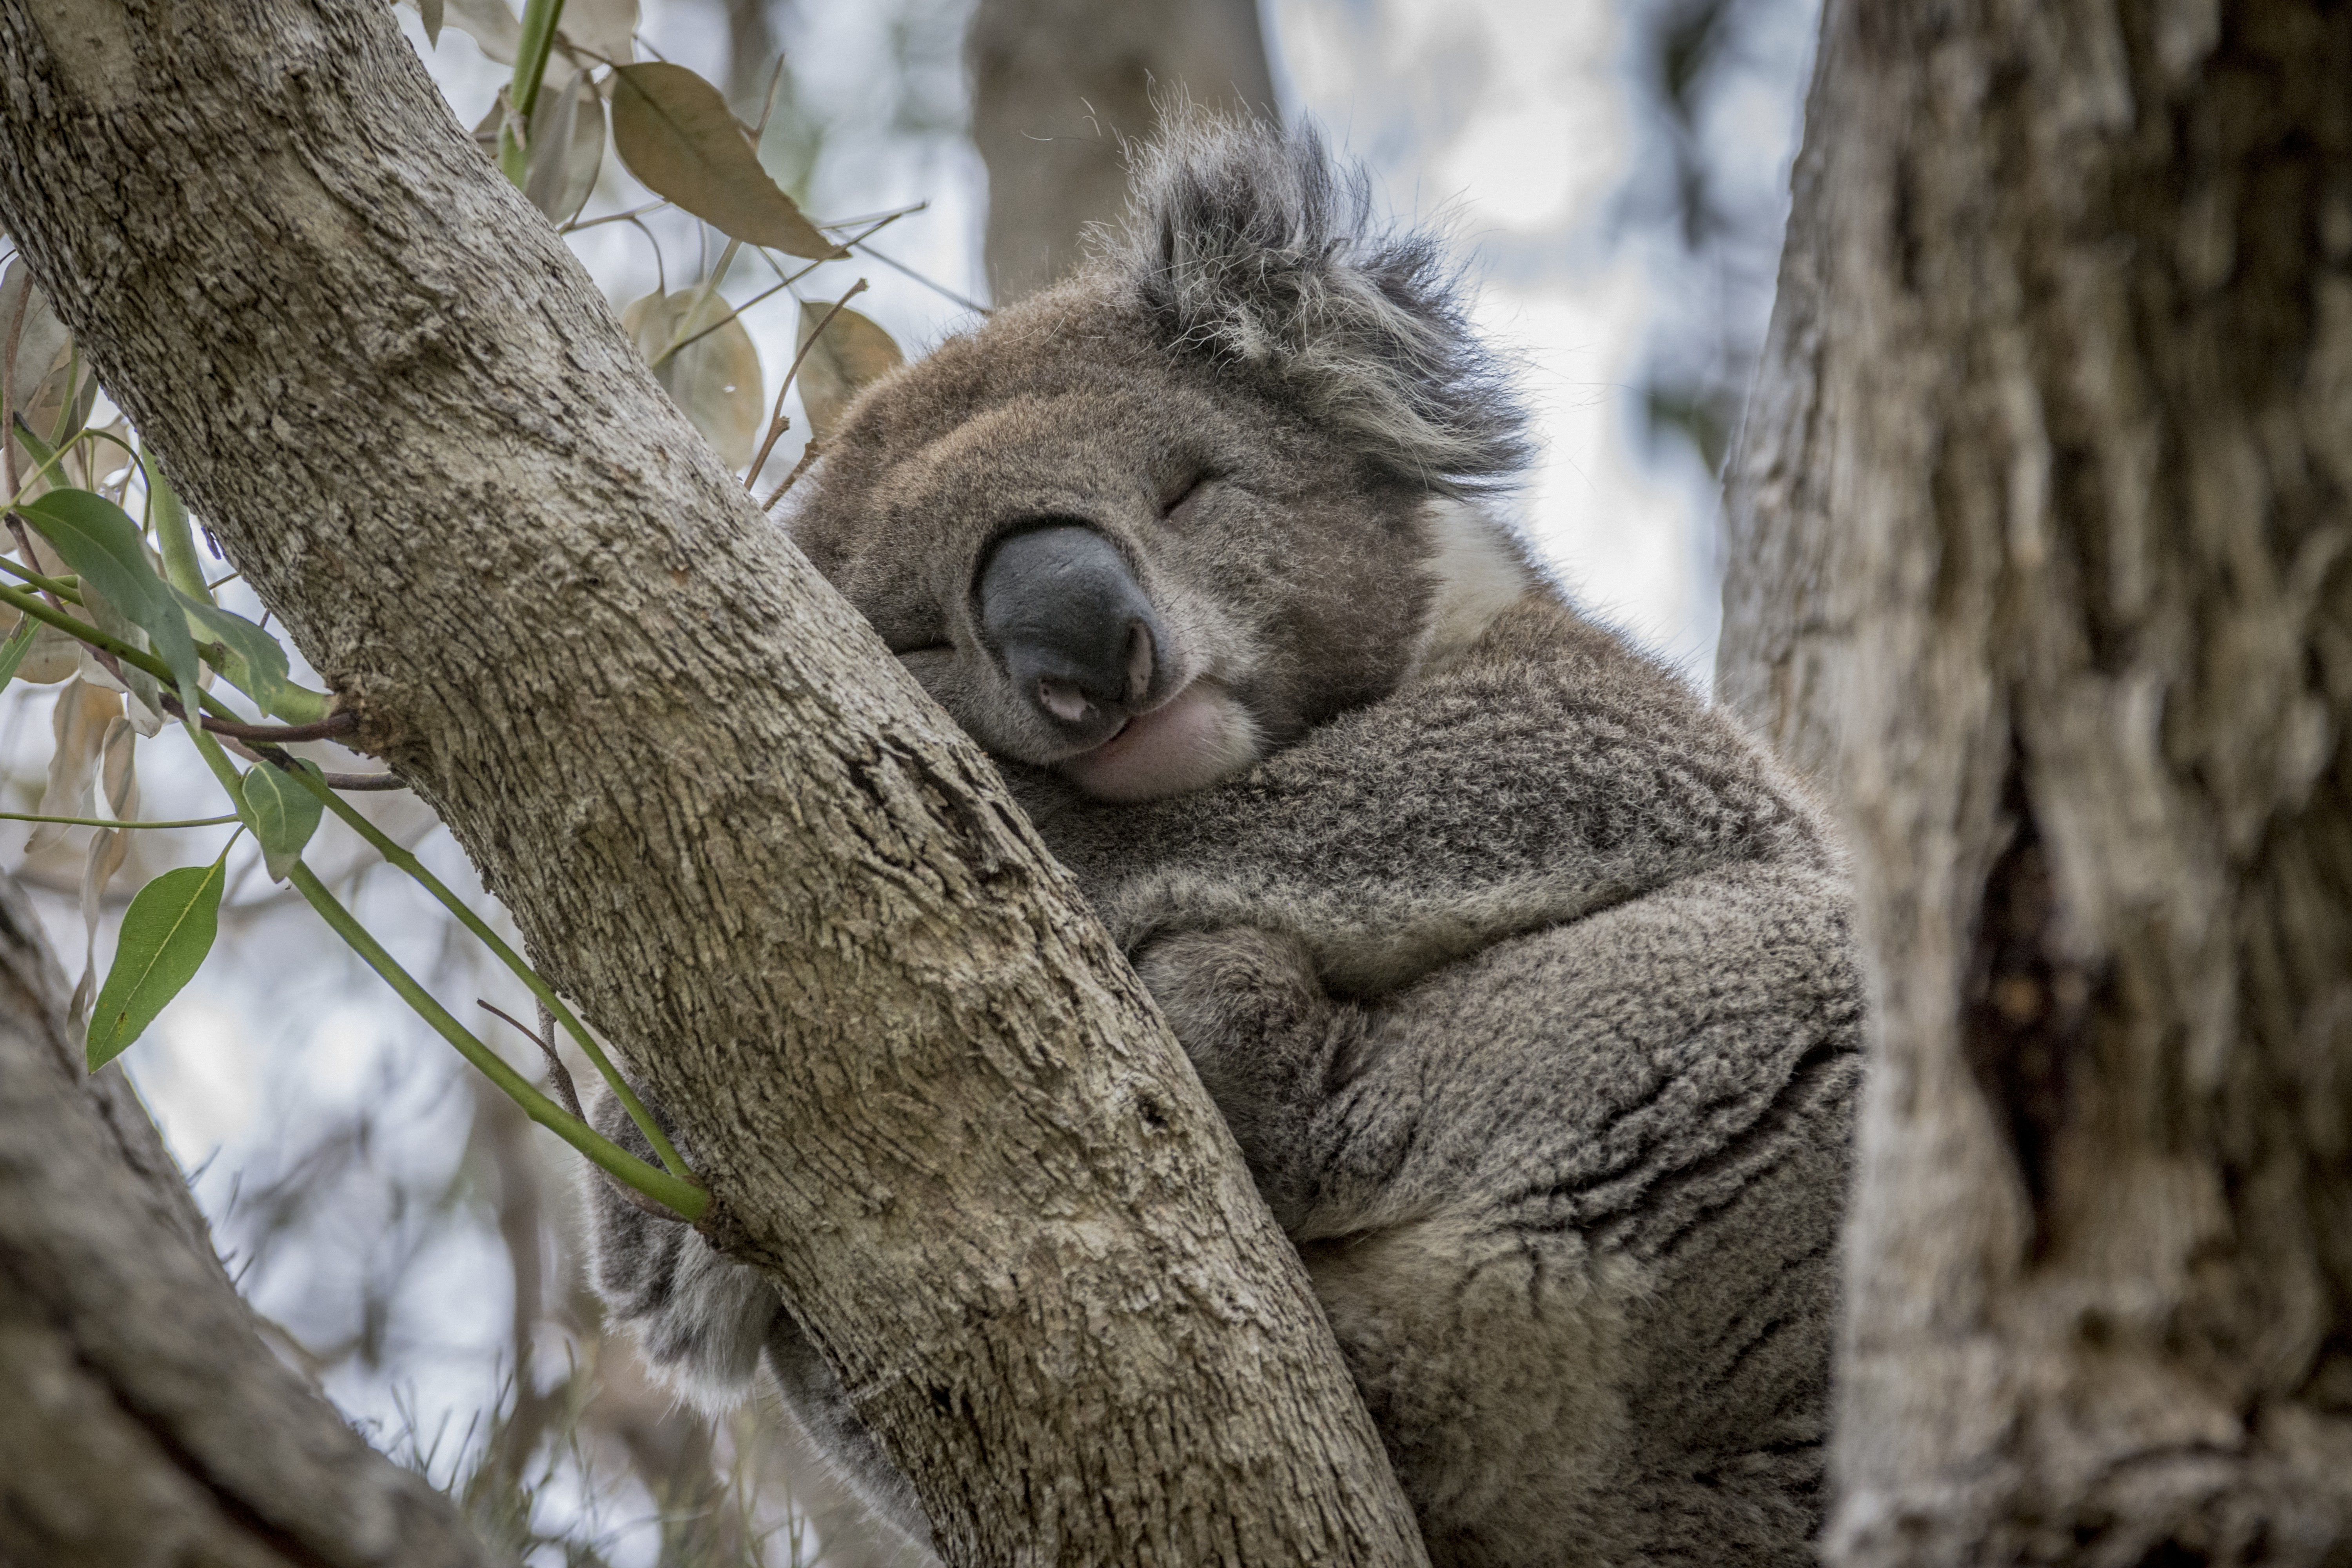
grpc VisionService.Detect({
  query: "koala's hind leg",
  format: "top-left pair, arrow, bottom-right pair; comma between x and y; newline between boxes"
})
1133,926 -> 1373,1229
582,1089 -> 781,1406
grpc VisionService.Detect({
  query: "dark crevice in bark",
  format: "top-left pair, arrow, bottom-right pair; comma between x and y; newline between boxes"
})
1961,760 -> 2108,1259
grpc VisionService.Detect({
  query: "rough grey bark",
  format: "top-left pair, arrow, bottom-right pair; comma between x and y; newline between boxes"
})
0,875 -> 499,1568
0,2 -> 1425,1565
966,0 -> 1276,301
1720,2 -> 2352,1563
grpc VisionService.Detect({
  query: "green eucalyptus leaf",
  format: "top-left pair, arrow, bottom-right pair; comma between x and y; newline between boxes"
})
86,858 -> 225,1070
16,488 -> 201,707
175,590 -> 291,717
240,760 -> 322,884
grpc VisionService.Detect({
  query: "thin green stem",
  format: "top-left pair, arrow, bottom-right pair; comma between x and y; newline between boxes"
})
0,554 -> 81,603
0,571 -> 331,726
0,810 -> 240,830
289,860 -> 705,1219
283,762 -> 693,1183
510,0 -> 567,121
184,722 -> 701,1218
0,579 -> 154,672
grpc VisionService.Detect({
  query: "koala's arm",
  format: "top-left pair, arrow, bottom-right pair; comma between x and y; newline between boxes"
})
581,1089 -> 780,1406
1134,927 -> 1388,1233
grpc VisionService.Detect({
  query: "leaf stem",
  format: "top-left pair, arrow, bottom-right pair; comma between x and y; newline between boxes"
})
0,810 -> 241,830
0,579 -> 337,736
283,762 -> 694,1183
183,722 -> 701,1217
747,279 -> 865,488
0,552 -> 82,603
289,859 -> 706,1219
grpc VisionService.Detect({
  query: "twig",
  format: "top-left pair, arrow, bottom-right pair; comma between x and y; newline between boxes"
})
479,998 -> 581,1120
197,709 -> 357,744
216,732 -> 403,791
746,278 -> 866,489
560,198 -> 670,234
477,996 -> 685,1221
852,240 -> 990,316
0,809 -> 241,830
761,441 -> 822,512
5,516 -> 67,616
813,200 -> 929,230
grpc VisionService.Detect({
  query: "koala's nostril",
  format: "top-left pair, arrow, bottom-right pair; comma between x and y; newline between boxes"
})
1124,622 -> 1154,706
978,523 -> 1167,743
1037,677 -> 1095,726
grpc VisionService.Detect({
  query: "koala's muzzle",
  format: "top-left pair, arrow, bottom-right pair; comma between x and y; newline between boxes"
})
978,524 -> 1162,749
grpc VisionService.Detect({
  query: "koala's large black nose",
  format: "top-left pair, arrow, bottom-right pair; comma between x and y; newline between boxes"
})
978,524 -> 1160,745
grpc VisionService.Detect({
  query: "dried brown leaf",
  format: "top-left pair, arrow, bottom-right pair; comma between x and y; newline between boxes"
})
437,0 -> 520,62
69,715 -> 140,1027
417,0 -> 445,47
608,64 -> 844,260
623,290 -> 764,469
525,70 -> 606,225
555,0 -> 635,66
12,619 -> 86,685
793,301 -> 905,440
29,678 -> 121,855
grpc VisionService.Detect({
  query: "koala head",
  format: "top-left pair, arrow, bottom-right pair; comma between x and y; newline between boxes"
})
786,119 -> 1533,802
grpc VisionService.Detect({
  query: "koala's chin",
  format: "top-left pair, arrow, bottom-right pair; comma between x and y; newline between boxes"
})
1053,679 -> 1263,802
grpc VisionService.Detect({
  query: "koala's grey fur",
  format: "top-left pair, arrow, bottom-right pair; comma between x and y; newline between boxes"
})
586,119 -> 1861,1568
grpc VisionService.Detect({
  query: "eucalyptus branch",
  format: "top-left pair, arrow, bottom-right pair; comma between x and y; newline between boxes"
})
292,857 -> 705,1217
198,710 -> 357,744
0,551 -> 81,603
0,810 -> 240,829
148,461 -> 210,602
561,199 -> 671,234
479,996 -> 579,1118
761,440 -> 822,512
852,240 -> 989,316
0,579 -> 345,742
813,200 -> 929,230
281,759 -> 693,1183
653,234 -> 748,370
181,721 -> 702,1216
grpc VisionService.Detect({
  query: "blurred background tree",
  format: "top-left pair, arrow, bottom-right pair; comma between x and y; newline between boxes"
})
0,0 -> 1817,1561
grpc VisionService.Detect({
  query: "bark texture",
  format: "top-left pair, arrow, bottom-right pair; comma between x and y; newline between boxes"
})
1720,2 -> 2352,1563
966,0 -> 1276,301
0,2 -> 1425,1564
0,875 -> 498,1568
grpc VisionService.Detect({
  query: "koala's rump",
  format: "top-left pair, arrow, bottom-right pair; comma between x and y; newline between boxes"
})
1292,862 -> 1860,1568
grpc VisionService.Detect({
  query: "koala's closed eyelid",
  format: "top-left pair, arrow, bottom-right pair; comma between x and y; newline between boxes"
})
1159,473 -> 1214,523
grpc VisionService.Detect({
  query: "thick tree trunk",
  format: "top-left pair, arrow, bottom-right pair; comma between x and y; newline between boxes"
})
965,0 -> 1276,301
1720,2 -> 2352,1563
0,2 -> 1425,1565
0,874 -> 498,1568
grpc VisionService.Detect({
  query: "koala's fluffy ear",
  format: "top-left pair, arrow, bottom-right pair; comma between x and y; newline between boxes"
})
1119,117 -> 1530,494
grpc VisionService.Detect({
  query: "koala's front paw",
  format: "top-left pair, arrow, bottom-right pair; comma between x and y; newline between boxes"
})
1134,927 -> 1359,1216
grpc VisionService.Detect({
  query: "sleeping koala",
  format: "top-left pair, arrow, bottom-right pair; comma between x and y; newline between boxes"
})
587,120 -> 1862,1567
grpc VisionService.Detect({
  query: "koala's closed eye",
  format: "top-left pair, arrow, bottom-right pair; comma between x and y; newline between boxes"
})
888,635 -> 954,657
1159,474 -> 1212,525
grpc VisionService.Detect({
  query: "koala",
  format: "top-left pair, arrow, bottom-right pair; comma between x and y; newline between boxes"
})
586,120 -> 1862,1568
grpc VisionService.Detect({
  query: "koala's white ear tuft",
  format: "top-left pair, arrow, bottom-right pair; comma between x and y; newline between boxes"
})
1119,116 -> 1531,495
